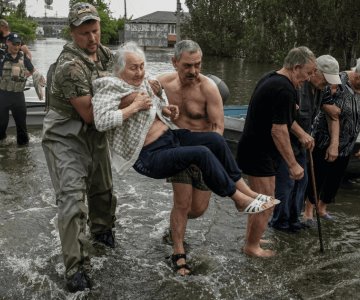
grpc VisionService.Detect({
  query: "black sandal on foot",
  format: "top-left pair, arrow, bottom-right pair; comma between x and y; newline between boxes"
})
171,253 -> 191,275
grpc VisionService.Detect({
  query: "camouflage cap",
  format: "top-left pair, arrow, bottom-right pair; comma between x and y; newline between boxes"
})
68,2 -> 100,26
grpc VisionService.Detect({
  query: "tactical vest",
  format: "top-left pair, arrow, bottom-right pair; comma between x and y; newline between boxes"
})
0,51 -> 28,92
47,44 -> 112,120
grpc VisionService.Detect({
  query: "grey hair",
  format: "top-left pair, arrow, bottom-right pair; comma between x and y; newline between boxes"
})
283,46 -> 316,69
114,41 -> 146,75
174,39 -> 202,60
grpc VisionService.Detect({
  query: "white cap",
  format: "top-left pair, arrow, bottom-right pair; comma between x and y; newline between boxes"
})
316,55 -> 341,85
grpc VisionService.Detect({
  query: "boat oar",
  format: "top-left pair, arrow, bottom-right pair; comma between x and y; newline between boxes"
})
308,150 -> 325,253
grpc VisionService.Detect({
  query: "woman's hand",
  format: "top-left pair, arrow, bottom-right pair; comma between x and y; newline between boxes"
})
149,79 -> 162,97
162,104 -> 179,120
130,92 -> 152,112
325,144 -> 339,162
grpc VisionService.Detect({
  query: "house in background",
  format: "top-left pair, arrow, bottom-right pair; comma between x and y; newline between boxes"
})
124,11 -> 189,48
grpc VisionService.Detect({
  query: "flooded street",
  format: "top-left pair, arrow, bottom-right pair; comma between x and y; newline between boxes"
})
1,128 -> 360,299
0,39 -> 360,299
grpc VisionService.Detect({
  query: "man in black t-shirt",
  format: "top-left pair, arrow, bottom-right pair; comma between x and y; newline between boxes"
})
270,55 -> 342,232
236,46 -> 316,257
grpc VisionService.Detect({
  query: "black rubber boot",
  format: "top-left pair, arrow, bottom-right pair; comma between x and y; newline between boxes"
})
93,229 -> 115,248
66,270 -> 92,293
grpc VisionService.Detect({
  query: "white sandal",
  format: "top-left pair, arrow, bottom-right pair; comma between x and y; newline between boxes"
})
243,198 -> 275,214
255,194 -> 281,205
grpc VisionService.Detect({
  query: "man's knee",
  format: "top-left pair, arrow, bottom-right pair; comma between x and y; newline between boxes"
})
188,201 -> 208,218
188,191 -> 211,218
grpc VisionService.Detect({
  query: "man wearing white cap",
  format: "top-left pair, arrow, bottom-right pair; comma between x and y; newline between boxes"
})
304,57 -> 360,222
270,54 -> 342,232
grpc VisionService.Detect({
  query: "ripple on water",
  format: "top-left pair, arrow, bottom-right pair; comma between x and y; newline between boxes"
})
1,124 -> 360,299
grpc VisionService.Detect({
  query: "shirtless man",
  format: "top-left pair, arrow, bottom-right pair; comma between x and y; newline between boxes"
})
158,40 -> 260,274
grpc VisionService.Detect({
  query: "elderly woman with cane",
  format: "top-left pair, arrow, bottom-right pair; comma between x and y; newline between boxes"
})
304,59 -> 360,222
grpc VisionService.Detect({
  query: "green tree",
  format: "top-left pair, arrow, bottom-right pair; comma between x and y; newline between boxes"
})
0,0 -> 15,18
6,13 -> 37,42
0,0 -> 36,42
240,0 -> 295,63
285,0 -> 360,69
182,0 -> 360,67
15,0 -> 26,18
183,0 -> 245,57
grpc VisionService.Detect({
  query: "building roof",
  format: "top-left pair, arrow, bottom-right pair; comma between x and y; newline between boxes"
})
129,11 -> 189,24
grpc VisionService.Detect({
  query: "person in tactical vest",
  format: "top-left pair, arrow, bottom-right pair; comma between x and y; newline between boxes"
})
0,33 -> 36,145
0,19 -> 32,59
41,2 -> 117,293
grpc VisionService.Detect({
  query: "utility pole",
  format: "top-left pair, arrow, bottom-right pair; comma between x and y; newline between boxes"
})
124,0 -> 127,19
176,0 -> 181,42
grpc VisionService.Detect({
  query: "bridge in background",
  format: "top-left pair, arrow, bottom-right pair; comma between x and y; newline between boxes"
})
33,17 -> 67,37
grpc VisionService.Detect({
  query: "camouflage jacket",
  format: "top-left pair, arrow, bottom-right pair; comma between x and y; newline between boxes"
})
48,42 -> 114,119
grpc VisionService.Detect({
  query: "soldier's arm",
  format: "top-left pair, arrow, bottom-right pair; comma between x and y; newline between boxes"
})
70,95 -> 93,124
60,60 -> 94,124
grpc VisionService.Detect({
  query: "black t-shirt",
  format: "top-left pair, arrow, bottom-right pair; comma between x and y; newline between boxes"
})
238,71 -> 297,157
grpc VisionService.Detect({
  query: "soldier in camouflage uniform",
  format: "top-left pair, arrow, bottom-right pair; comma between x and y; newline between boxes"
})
41,2 -> 116,293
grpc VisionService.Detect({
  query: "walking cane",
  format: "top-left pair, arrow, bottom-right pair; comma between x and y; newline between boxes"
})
308,150 -> 325,253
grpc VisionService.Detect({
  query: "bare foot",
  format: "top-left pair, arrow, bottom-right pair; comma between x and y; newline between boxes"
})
175,258 -> 191,276
243,246 -> 276,257
171,254 -> 191,276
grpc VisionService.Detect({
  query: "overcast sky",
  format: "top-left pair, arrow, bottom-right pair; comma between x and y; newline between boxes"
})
25,0 -> 188,18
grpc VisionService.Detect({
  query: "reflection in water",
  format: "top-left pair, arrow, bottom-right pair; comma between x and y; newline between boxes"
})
1,40 -> 360,299
202,56 -> 278,105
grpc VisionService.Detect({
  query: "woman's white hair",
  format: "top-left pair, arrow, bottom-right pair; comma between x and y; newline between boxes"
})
114,41 -> 146,75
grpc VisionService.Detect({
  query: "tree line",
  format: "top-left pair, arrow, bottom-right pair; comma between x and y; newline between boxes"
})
2,0 -> 358,69
0,0 -> 125,45
0,0 -> 36,42
182,0 -> 360,69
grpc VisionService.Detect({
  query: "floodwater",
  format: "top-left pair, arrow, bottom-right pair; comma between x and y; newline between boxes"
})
1,39 -> 360,300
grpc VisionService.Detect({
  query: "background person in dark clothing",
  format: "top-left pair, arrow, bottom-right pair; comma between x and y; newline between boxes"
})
0,19 -> 32,59
0,33 -> 35,145
305,60 -> 360,221
269,55 -> 342,232
236,46 -> 316,257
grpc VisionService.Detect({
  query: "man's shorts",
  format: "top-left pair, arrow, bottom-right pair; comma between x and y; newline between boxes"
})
166,165 -> 210,191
